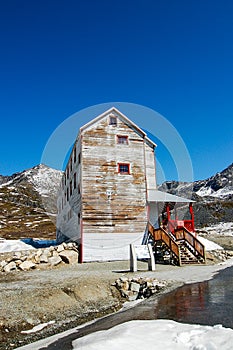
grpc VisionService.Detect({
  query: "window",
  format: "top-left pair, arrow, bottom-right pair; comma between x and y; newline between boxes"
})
70,180 -> 72,197
109,115 -> 117,126
67,188 -> 69,201
74,172 -> 77,189
68,209 -> 73,221
117,135 -> 128,144
74,146 -> 76,163
118,163 -> 130,174
70,157 -> 72,172
78,153 -> 81,164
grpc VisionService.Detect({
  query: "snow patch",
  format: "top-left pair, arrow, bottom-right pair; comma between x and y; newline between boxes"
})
26,165 -> 62,196
204,222 -> 233,236
197,236 -> 223,251
72,319 -> 233,350
196,186 -> 233,199
21,321 -> 55,334
0,239 -> 35,253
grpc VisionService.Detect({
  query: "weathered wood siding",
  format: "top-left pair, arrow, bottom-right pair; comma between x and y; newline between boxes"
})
57,109 -> 158,250
144,141 -> 157,191
81,113 -> 151,235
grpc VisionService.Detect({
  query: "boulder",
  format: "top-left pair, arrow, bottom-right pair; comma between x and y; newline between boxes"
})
19,261 -> 36,271
48,255 -> 62,266
130,282 -> 140,293
11,251 -> 22,260
59,250 -> 79,264
0,260 -> 7,268
56,244 -> 65,253
4,261 -> 17,272
39,250 -> 51,263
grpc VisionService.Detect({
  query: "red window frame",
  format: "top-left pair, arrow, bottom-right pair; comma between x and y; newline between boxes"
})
117,135 -> 128,144
118,163 -> 130,174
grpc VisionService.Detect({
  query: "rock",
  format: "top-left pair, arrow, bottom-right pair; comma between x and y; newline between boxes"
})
0,260 -> 7,268
19,261 -> 36,271
14,259 -> 23,267
52,251 -> 60,258
56,244 -> 65,253
4,262 -> 17,272
0,243 -> 80,272
35,249 -> 43,257
48,255 -> 62,266
130,282 -> 140,293
12,252 -> 22,260
114,277 -> 167,301
39,250 -> 51,263
128,292 -> 138,301
59,250 -> 79,264
119,277 -> 128,283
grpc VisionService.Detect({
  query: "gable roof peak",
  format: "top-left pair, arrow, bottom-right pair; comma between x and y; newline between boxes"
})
80,107 -> 157,148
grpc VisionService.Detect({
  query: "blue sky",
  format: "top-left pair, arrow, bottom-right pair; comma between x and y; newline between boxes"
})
0,0 -> 232,182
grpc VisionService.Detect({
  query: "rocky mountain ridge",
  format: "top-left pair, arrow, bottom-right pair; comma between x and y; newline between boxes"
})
159,163 -> 233,200
158,163 -> 233,227
0,164 -> 63,240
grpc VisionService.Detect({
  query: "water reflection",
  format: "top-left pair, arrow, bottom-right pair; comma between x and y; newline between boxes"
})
153,266 -> 233,328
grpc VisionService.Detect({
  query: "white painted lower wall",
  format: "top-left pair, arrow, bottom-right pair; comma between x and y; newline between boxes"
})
83,233 -> 144,262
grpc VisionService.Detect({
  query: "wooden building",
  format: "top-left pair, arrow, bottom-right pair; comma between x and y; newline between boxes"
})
56,107 -> 200,263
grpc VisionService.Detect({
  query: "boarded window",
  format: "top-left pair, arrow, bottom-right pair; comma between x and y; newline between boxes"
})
117,135 -> 128,144
118,163 -> 130,174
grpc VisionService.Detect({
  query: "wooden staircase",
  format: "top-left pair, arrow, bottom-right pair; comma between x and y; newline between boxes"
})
147,222 -> 206,266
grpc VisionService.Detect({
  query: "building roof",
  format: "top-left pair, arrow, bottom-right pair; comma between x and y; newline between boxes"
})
80,107 -> 157,149
147,189 -> 194,203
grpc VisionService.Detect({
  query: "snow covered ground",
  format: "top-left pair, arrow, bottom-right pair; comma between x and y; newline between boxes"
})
197,236 -> 223,251
72,319 -> 233,350
0,239 -> 35,253
203,222 -> 233,236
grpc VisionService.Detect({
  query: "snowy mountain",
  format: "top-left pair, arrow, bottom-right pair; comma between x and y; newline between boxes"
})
159,164 -> 233,200
159,163 -> 233,227
0,164 -> 63,240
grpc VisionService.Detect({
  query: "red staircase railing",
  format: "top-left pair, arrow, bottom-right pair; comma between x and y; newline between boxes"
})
148,222 -> 181,265
174,227 -> 206,260
147,222 -> 206,265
